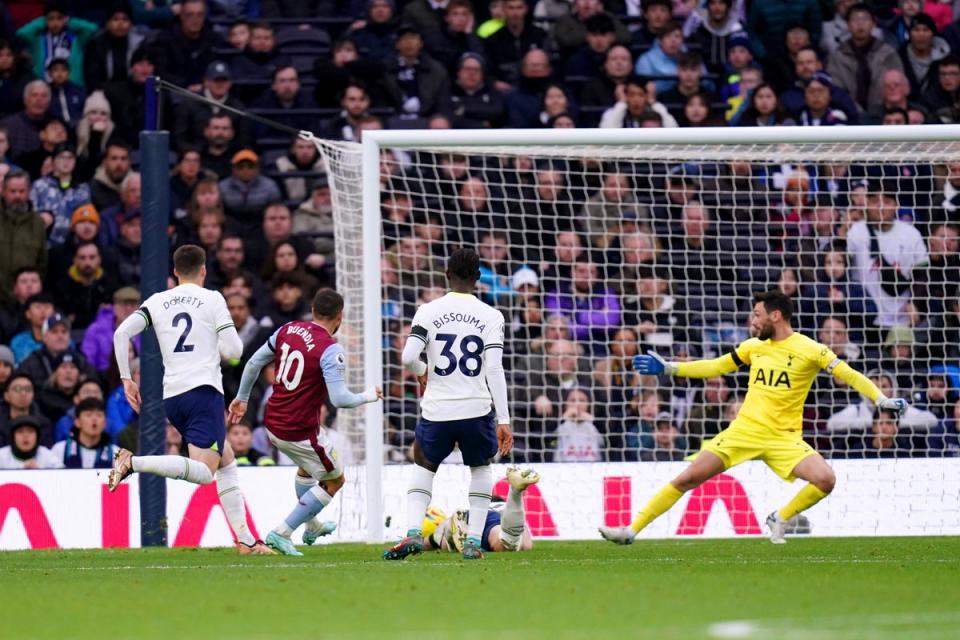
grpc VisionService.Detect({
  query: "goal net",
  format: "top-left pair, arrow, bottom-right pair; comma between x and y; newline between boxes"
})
314,128 -> 960,542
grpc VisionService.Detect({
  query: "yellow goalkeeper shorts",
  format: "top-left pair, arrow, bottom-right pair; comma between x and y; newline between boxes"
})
701,420 -> 818,481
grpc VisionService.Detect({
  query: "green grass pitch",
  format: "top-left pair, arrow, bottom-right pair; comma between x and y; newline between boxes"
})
3,538 -> 958,639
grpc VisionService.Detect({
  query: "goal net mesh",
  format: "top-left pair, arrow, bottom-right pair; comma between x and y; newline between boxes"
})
316,136 -> 960,538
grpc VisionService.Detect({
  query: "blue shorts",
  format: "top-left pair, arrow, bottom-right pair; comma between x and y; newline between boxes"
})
163,385 -> 226,453
415,411 -> 497,467
481,509 -> 501,552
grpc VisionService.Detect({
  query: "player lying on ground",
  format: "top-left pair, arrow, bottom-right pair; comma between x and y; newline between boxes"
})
422,467 -> 540,553
384,248 -> 513,561
110,245 -> 273,554
599,290 -> 908,545
228,289 -> 382,556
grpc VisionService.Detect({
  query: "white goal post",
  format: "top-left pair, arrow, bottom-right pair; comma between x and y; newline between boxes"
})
311,125 -> 960,543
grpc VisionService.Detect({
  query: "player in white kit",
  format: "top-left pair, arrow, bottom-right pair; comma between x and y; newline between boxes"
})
108,244 -> 273,555
383,248 -> 512,561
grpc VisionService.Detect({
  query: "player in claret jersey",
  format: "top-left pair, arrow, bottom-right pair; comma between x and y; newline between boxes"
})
228,289 -> 382,556
600,290 -> 909,545
110,245 -> 273,554
383,248 -> 513,561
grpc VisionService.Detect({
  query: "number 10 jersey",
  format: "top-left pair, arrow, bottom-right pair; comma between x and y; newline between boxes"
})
409,292 -> 505,422
264,320 -> 337,441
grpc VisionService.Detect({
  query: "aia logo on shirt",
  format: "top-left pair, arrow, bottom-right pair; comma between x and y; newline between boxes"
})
754,368 -> 791,388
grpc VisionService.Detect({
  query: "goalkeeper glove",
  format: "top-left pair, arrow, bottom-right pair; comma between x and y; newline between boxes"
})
876,395 -> 908,414
632,350 -> 677,376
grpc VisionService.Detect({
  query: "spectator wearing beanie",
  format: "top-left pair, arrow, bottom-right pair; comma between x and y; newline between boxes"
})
83,1 -> 144,90
0,415 -> 60,469
899,13 -> 950,99
75,91 -> 115,181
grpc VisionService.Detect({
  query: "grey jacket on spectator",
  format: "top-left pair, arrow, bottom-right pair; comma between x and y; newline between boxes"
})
220,174 -> 283,231
827,37 -> 904,113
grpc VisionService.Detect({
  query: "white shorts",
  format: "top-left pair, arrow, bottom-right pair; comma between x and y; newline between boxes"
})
267,428 -> 343,482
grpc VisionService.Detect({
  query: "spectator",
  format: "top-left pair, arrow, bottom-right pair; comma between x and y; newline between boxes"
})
916,372 -> 953,421
925,55 -> 960,118
83,1 -> 143,90
899,13 -> 950,100
18,312 -> 95,386
475,228 -> 513,304
52,241 -> 115,330
0,415 -> 59,469
227,421 -> 273,466
102,207 -> 141,287
424,0 -> 485,75
0,372 -> 49,447
230,21 -> 279,82
552,387 -> 603,462
733,82 -> 794,126
621,265 -> 687,347
102,44 -> 173,146
450,52 -> 505,128
827,4 -> 904,114
817,314 -> 863,364
0,268 -> 42,344
880,326 -> 921,392
384,24 -> 451,121
170,148 -> 216,226
206,233 -> 248,290
796,72 -> 850,126
261,239 -> 319,297
74,91 -> 114,181
914,222 -> 960,317
17,115 -> 68,181
89,140 -> 130,213
505,49 -> 554,128
34,349 -> 84,425
46,58 -> 84,125
685,0 -> 744,75
844,411 -> 914,458
687,375 -> 731,447
49,398 -> 115,468
401,0 -> 449,35
99,171 -> 139,248
827,370 -> 937,442
580,171 -> 644,244
30,143 -> 90,247
9,293 -> 55,365
800,242 -> 876,335
81,285 -> 140,373
631,0 -> 672,51
580,44 -> 633,120
538,83 -> 577,126
273,135 -> 325,203
352,0 -> 399,62
747,0 -> 821,67
227,18 -> 250,50
152,0 -> 225,90
245,201 -> 318,274
883,0 -> 927,48
313,36 -> 390,109
174,61 -> 249,153
484,0 -> 549,90
0,170 -> 46,307
219,149 -> 282,235
251,65 -> 317,137
324,80 -> 372,142
0,81 -> 52,160
544,259 -> 621,347
780,46 -> 859,119
190,207 -> 225,255
847,178 -> 928,330
260,272 -> 310,329
928,395 -> 960,455
634,20 -> 687,94
16,1 -> 97,87
599,73 -> 679,128
0,40 -> 32,119
52,378 -> 104,442
199,113 -> 239,179
660,51 -> 714,121
293,177 -> 336,271
564,12 -> 621,79
640,411 -> 688,461
554,0 -> 628,59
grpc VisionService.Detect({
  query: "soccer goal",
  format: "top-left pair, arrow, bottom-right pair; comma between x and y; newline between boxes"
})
312,126 -> 960,543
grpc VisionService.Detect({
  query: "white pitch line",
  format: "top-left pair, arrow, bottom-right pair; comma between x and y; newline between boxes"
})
708,611 -> 960,639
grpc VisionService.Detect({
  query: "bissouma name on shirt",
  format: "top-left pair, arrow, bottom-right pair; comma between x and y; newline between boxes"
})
432,313 -> 487,332
162,296 -> 204,310
286,324 -> 317,351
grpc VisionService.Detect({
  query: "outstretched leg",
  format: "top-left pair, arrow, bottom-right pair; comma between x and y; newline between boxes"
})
600,451 -> 726,544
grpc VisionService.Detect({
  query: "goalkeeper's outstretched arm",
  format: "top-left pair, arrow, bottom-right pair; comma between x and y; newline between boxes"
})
828,359 -> 907,412
633,350 -> 740,378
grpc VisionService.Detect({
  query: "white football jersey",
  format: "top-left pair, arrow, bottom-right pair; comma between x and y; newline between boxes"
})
409,292 -> 505,421
137,283 -> 234,398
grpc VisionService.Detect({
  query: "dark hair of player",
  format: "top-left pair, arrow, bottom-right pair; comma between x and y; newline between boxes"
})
754,289 -> 793,321
173,244 -> 207,278
312,288 -> 344,319
446,247 -> 481,285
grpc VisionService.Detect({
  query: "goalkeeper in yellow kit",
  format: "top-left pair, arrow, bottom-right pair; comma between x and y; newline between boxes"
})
599,290 -> 908,544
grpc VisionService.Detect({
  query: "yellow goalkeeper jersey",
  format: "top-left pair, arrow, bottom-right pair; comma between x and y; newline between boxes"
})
726,333 -> 838,434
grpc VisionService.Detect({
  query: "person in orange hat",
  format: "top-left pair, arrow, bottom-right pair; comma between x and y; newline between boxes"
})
48,203 -> 101,283
219,148 -> 281,236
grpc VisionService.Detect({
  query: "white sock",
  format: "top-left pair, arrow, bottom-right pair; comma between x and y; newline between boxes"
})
294,474 -> 324,533
133,455 -> 214,485
499,487 -> 525,551
216,462 -> 255,546
406,464 -> 435,536
467,465 -> 493,545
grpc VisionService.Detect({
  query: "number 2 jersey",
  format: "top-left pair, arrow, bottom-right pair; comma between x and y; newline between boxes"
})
137,283 -> 235,399
264,320 -> 339,442
409,292 -> 506,422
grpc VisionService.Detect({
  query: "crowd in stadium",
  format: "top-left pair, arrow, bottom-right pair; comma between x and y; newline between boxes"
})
0,0 -> 959,469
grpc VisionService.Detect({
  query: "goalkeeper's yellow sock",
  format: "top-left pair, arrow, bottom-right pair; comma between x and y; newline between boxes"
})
629,483 -> 684,534
778,484 -> 829,521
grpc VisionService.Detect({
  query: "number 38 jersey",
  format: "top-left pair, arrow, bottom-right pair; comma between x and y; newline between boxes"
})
138,283 -> 235,399
264,320 -> 338,441
410,292 -> 505,422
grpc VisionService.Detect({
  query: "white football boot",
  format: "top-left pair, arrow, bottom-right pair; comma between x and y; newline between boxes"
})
766,512 -> 787,544
598,526 -> 636,545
